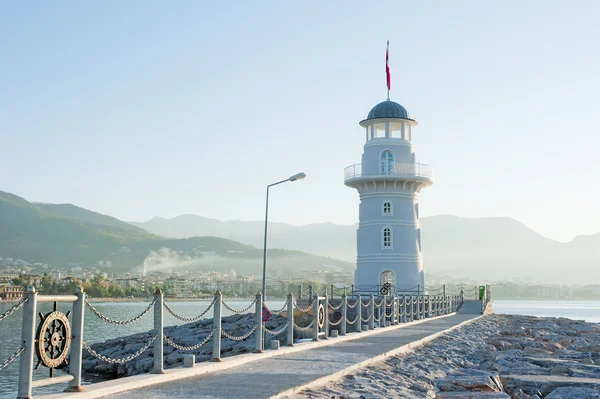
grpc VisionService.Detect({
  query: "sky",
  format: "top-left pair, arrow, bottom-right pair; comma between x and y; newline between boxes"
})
1,1 -> 599,243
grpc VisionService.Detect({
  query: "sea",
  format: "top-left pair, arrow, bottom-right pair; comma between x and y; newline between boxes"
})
0,299 -> 598,398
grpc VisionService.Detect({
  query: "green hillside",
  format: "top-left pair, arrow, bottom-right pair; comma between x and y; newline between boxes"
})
0,191 -> 353,273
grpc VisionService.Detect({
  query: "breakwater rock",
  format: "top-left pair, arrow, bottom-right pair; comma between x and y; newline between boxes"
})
293,315 -> 600,399
81,312 -> 289,379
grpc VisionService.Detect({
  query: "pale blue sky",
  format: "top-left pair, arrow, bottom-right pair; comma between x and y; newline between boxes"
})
1,1 -> 599,242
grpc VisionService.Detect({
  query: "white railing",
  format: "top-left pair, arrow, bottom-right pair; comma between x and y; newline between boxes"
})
2,283 -> 478,397
344,162 -> 434,182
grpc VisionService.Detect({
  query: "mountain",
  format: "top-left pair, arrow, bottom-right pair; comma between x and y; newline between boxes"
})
133,213 -> 600,284
0,191 -> 353,274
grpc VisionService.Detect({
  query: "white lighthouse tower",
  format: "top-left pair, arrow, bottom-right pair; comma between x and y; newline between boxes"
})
344,48 -> 434,293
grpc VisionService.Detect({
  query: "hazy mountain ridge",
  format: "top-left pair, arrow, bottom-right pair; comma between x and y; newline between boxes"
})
133,213 -> 600,284
0,191 -> 353,274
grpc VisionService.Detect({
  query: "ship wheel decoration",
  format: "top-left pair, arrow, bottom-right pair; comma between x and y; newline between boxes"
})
318,304 -> 325,328
380,282 -> 392,296
35,302 -> 71,377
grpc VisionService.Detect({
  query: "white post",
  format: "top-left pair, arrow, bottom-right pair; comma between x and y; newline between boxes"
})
356,294 -> 362,332
255,292 -> 263,352
369,295 -> 375,330
17,286 -> 37,399
152,288 -> 164,373
287,293 -> 294,346
212,291 -> 222,360
323,294 -> 329,339
340,294 -> 347,336
312,295 -> 319,341
416,296 -> 421,320
66,287 -> 85,392
394,295 -> 399,325
402,295 -> 407,323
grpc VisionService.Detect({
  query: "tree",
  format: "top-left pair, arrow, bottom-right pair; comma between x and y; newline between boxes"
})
108,284 -> 125,298
11,273 -> 30,290
40,273 -> 53,293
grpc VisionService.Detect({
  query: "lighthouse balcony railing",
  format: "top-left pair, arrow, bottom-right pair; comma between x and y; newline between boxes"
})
344,162 -> 434,182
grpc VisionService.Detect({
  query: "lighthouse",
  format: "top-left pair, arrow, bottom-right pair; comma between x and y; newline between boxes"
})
344,44 -> 434,294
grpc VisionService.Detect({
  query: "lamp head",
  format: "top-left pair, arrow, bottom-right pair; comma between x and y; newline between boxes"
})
289,172 -> 307,182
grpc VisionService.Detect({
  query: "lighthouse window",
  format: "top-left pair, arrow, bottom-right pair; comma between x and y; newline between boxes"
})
382,228 -> 392,248
383,202 -> 392,216
381,150 -> 394,175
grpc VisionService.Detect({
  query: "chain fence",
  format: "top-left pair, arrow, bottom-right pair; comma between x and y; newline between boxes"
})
85,298 -> 156,326
346,299 -> 358,309
163,298 -> 215,322
293,320 -> 314,332
328,301 -> 342,311
163,329 -> 214,351
221,325 -> 257,341
83,334 -> 157,364
265,297 -> 290,316
0,347 -> 24,372
347,314 -> 359,324
294,297 -> 317,313
0,298 -> 27,323
264,321 -> 289,336
222,298 -> 257,315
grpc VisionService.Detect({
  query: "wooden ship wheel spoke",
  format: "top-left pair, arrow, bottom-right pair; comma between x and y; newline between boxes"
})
35,301 -> 71,377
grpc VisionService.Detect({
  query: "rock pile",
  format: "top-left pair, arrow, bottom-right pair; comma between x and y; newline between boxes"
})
294,315 -> 600,399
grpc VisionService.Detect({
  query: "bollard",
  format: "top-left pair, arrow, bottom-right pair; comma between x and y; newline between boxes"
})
340,294 -> 347,336
270,340 -> 280,350
298,284 -> 302,300
212,291 -> 223,360
330,330 -> 339,338
66,286 -> 85,392
183,354 -> 195,367
152,288 -> 165,373
369,295 -> 375,330
322,294 -> 329,340
308,285 -> 313,300
312,295 -> 319,341
287,293 -> 294,346
254,292 -> 263,352
17,286 -> 37,399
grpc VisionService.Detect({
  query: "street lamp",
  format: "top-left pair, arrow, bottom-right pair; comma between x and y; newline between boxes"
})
261,172 -> 306,300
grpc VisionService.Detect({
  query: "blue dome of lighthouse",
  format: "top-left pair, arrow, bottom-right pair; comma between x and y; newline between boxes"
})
367,100 -> 410,120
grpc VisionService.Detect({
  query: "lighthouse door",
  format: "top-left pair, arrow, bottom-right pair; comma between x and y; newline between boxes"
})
379,270 -> 395,295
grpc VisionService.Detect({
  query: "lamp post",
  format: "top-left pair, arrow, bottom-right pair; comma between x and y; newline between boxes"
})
261,172 -> 306,300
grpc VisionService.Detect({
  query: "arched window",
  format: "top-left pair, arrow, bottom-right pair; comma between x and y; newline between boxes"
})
382,201 -> 392,216
382,227 -> 392,249
380,150 -> 394,175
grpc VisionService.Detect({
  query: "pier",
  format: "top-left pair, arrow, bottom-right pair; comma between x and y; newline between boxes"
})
0,284 -> 491,398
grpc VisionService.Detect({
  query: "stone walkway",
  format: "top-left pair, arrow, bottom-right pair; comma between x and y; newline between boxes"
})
106,311 -> 480,399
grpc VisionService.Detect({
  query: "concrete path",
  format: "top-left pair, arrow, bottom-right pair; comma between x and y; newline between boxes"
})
107,312 -> 480,399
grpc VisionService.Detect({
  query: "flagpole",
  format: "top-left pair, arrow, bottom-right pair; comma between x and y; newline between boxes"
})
386,41 -> 390,101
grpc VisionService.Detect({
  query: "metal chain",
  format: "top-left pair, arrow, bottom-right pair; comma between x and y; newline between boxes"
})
360,315 -> 370,322
328,318 -> 342,326
264,321 -> 289,335
293,320 -> 314,331
222,298 -> 256,314
374,299 -> 384,308
346,300 -> 358,309
360,299 -> 371,308
374,312 -> 382,322
0,298 -> 27,322
221,325 -> 257,341
295,297 -> 317,313
0,347 -> 24,371
328,301 -> 342,311
163,298 -> 215,322
266,297 -> 290,315
163,329 -> 214,351
347,314 -> 359,324
83,334 -> 157,364
85,298 -> 156,326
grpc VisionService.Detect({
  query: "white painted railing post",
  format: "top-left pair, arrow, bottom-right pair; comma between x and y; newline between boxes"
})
254,292 -> 263,352
287,293 -> 294,346
323,294 -> 329,339
152,288 -> 164,373
369,295 -> 375,330
312,295 -> 319,341
416,296 -> 421,320
308,285 -> 313,300
340,294 -> 347,336
356,294 -> 362,332
393,295 -> 399,325
401,295 -> 406,323
17,286 -> 37,399
66,286 -> 85,392
212,291 -> 223,359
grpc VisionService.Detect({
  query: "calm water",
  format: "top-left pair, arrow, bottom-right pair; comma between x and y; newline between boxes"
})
1,299 -> 599,398
0,298 -> 285,399
493,300 -> 600,323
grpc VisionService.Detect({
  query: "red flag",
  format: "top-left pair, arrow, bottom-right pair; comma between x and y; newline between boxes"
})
386,46 -> 391,91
